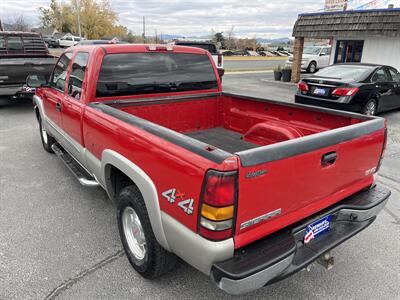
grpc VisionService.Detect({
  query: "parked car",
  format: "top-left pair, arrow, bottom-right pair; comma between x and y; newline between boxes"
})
42,35 -> 59,48
286,45 -> 331,73
27,44 -> 390,295
0,32 -> 58,99
58,35 -> 85,47
295,63 -> 400,115
174,40 -> 224,78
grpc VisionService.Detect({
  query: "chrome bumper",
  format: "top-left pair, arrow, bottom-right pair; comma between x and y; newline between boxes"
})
211,185 -> 390,295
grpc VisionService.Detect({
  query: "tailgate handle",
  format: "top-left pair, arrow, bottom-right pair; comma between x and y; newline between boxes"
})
321,151 -> 337,166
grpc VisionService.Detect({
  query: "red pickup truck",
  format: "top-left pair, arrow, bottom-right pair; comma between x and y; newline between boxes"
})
28,44 -> 390,295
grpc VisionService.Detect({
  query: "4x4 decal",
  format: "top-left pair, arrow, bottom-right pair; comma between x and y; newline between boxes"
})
162,188 -> 194,215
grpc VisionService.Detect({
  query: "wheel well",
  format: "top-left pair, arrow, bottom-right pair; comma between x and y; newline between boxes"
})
108,165 -> 136,201
309,61 -> 317,66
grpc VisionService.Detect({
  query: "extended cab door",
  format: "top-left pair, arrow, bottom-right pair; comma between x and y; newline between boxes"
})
42,52 -> 72,129
61,52 -> 90,159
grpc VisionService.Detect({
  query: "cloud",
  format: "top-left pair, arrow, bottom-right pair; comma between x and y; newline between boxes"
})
0,0 -> 324,38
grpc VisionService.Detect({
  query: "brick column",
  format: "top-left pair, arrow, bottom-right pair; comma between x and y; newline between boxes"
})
291,37 -> 304,83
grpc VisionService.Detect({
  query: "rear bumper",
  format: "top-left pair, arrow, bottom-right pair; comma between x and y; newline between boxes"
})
0,84 -> 23,96
295,95 -> 361,112
211,185 -> 390,295
0,84 -> 34,98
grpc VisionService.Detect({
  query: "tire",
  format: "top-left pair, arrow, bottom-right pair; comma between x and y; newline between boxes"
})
38,115 -> 56,153
307,61 -> 317,73
117,185 -> 177,279
362,99 -> 378,116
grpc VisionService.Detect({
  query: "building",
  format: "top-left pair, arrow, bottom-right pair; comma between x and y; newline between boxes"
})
290,8 -> 400,82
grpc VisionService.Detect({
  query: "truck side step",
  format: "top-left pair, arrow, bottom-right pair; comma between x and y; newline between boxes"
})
51,143 -> 99,187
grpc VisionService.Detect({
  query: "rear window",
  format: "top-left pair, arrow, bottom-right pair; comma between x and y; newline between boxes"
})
316,65 -> 371,81
96,53 -> 218,97
7,36 -> 23,53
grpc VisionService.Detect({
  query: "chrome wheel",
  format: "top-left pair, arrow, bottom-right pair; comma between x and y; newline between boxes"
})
122,207 -> 147,262
364,101 -> 376,115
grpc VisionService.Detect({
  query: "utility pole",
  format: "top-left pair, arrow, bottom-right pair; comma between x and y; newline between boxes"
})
75,0 -> 82,37
142,16 -> 146,43
0,17 -> 3,31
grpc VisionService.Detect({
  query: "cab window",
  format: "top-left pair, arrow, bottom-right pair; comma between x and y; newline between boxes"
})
68,52 -> 89,100
388,68 -> 400,83
7,36 -> 24,53
372,69 -> 388,82
321,48 -> 330,56
50,52 -> 72,92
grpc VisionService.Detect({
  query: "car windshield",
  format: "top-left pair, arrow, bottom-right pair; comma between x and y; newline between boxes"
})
315,65 -> 371,81
303,47 -> 321,55
96,52 -> 218,97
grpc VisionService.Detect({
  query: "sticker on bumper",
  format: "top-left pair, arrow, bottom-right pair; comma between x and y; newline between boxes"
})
304,215 -> 333,244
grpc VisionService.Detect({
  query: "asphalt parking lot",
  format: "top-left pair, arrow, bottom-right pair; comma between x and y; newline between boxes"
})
0,72 -> 399,299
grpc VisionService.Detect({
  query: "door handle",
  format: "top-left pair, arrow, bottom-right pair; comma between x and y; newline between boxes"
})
321,151 -> 337,166
55,102 -> 62,111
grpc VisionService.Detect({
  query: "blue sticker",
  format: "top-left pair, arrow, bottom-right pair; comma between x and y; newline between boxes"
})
304,215 -> 333,244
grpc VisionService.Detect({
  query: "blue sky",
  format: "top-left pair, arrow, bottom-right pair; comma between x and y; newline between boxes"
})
1,0 -> 325,38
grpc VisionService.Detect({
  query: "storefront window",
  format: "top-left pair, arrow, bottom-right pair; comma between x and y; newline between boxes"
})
335,40 -> 364,63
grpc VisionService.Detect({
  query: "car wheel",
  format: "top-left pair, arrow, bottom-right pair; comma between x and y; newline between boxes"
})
117,185 -> 177,279
38,115 -> 56,153
362,99 -> 378,116
307,61 -> 317,73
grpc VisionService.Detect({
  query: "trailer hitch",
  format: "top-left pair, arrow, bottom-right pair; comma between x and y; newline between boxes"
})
318,251 -> 334,270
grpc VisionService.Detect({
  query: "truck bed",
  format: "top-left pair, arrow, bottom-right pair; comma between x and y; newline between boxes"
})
110,93 -> 368,154
185,127 -> 257,153
98,92 -> 385,248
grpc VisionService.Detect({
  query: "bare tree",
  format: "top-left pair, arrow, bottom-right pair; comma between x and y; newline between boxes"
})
226,26 -> 235,49
9,14 -> 29,31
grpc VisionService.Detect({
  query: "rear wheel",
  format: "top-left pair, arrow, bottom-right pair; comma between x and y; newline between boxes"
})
38,116 -> 56,153
307,61 -> 317,73
117,185 -> 177,279
362,99 -> 378,116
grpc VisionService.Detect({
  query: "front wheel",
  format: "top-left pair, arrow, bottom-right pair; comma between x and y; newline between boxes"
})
362,99 -> 378,116
117,185 -> 177,279
38,116 -> 56,153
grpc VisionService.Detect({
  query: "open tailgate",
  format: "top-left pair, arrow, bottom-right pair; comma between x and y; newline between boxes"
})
233,118 -> 386,248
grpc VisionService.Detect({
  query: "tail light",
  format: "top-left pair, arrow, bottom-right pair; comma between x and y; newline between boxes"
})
217,53 -> 222,67
376,127 -> 388,172
198,170 -> 237,241
331,87 -> 359,97
297,82 -> 309,92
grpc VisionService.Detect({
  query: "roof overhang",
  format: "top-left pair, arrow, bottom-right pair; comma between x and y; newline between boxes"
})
292,8 -> 400,39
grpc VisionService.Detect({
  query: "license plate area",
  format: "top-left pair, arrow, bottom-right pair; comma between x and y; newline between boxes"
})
312,87 -> 328,96
304,214 -> 333,244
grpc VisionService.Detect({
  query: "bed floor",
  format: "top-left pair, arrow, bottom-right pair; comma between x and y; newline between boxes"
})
185,127 -> 258,153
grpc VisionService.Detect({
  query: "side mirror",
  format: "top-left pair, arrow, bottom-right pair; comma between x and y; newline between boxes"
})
26,74 -> 48,88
